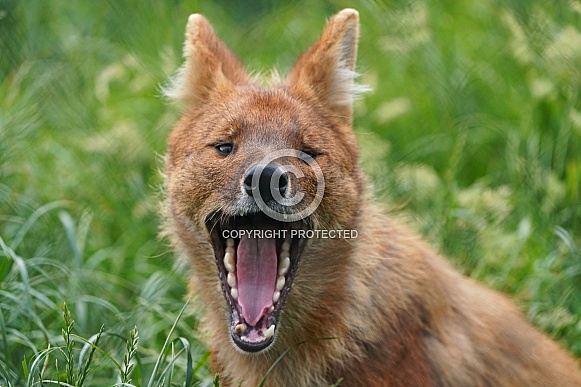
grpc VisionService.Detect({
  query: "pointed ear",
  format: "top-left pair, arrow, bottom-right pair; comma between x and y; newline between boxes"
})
163,14 -> 250,106
288,9 -> 369,124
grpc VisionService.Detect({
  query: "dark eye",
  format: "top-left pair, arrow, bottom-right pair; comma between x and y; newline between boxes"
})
215,143 -> 233,156
301,149 -> 319,160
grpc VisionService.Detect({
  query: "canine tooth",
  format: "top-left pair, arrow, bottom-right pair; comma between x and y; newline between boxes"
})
225,246 -> 235,254
231,288 -> 238,299
278,257 -> 290,276
276,276 -> 285,291
226,238 -> 235,247
272,290 -> 280,303
281,240 -> 291,252
268,306 -> 274,313
235,323 -> 246,334
264,324 -> 275,339
224,252 -> 235,272
227,272 -> 236,287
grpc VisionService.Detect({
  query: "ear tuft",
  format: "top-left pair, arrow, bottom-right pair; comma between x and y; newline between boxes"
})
183,14 -> 208,57
288,9 -> 370,123
333,9 -> 358,72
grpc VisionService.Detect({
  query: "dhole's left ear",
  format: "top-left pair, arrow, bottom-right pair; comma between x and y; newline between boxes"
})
288,9 -> 369,124
163,14 -> 250,107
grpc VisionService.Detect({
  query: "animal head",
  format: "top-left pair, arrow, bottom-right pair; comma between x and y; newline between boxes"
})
164,9 -> 367,352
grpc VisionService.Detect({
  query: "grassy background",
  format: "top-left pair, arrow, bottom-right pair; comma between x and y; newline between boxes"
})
1,0 -> 580,385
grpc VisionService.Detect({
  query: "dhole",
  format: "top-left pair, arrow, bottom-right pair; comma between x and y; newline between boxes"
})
163,8 -> 581,386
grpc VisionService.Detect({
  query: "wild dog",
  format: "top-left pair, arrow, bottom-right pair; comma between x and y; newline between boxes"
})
162,8 -> 581,386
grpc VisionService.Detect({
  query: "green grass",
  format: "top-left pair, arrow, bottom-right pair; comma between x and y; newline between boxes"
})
1,0 -> 580,385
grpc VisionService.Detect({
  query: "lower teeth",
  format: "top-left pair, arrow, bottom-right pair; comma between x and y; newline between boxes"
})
264,324 -> 275,339
235,323 -> 246,334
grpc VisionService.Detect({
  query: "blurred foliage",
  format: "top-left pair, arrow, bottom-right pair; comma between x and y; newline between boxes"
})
1,0 -> 580,384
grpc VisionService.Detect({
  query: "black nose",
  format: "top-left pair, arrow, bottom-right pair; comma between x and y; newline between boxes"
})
243,163 -> 288,201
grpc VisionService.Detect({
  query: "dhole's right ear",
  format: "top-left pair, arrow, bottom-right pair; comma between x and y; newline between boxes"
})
163,14 -> 249,107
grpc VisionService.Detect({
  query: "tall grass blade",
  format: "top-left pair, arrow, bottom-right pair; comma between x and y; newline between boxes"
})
146,299 -> 190,387
25,347 -> 61,387
77,324 -> 104,386
9,201 -> 69,251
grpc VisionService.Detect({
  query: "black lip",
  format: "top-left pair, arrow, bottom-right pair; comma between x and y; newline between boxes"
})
205,211 -> 310,352
233,333 -> 273,353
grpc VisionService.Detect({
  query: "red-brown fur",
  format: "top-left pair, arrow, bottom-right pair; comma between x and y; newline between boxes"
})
163,9 -> 581,386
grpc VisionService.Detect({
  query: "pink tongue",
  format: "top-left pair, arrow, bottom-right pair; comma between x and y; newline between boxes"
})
237,235 -> 277,326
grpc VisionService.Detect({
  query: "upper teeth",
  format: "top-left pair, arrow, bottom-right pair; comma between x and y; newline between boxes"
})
278,257 -> 290,276
224,250 -> 235,273
276,275 -> 285,291
227,272 -> 236,287
281,240 -> 291,252
224,238 -> 238,299
272,238 -> 291,303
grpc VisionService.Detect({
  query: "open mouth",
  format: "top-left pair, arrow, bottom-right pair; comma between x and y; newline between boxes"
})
206,212 -> 310,352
